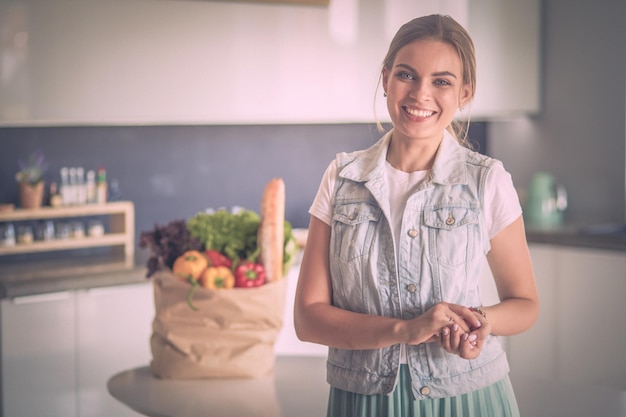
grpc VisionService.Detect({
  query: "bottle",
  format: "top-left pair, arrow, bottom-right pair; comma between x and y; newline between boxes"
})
76,167 -> 86,205
108,178 -> 120,202
68,167 -> 77,205
49,182 -> 63,207
86,170 -> 97,204
42,220 -> 55,241
96,167 -> 108,204
60,167 -> 70,205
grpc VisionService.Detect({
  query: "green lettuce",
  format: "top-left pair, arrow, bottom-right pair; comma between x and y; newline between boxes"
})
187,208 -> 297,271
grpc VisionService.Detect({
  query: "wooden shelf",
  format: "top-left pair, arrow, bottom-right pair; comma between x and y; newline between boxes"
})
0,202 -> 134,258
0,201 -> 133,222
0,234 -> 129,256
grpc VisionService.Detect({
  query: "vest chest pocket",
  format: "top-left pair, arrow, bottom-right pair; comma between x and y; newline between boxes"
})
332,202 -> 382,262
423,205 -> 480,266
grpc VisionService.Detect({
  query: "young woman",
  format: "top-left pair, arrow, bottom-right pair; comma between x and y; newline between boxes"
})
294,14 -> 539,417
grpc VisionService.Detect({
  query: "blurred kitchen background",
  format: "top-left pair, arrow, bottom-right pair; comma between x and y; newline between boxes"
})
1,0 -> 626,416
1,0 -> 623,232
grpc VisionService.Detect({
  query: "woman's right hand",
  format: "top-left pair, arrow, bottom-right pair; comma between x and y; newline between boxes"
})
405,302 -> 476,345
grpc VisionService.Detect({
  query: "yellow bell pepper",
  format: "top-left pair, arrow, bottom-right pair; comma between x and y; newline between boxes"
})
201,266 -> 235,290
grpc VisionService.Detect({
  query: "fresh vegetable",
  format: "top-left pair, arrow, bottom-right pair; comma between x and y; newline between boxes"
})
171,250 -> 209,310
234,262 -> 266,288
205,249 -> 233,268
139,179 -> 301,311
172,250 -> 208,281
139,220 -> 203,278
201,266 -> 235,290
187,209 -> 261,263
187,207 -> 297,275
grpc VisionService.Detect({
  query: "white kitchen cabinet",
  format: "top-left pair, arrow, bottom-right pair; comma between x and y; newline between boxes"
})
0,0 -> 539,126
0,282 -> 154,417
555,248 -> 626,389
508,244 -> 560,380
77,283 -> 153,417
508,244 -> 626,391
467,0 -> 541,119
1,291 -> 77,417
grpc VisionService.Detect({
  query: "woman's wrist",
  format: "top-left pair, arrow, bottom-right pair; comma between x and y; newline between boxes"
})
469,306 -> 487,320
392,319 -> 410,344
394,317 -> 437,346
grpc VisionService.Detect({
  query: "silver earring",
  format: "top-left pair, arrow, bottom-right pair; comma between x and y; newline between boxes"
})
384,92 -> 388,97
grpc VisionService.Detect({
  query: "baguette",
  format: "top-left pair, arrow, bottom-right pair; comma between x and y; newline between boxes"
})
258,178 -> 285,282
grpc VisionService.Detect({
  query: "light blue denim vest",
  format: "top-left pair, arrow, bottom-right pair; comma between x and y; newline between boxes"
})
326,130 -> 510,399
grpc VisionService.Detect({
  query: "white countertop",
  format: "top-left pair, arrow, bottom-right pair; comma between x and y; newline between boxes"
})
108,356 -> 626,417
108,356 -> 327,417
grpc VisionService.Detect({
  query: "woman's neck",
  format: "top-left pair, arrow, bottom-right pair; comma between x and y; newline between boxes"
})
386,133 -> 443,173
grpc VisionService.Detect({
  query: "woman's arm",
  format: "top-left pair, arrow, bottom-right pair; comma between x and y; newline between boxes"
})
444,215 -> 539,359
294,216 -> 472,350
483,215 -> 540,336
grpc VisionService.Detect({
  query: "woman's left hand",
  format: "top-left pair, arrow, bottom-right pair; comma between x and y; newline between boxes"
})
439,309 -> 491,359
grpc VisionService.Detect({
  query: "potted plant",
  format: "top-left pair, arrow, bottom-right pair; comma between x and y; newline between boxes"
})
15,149 -> 48,209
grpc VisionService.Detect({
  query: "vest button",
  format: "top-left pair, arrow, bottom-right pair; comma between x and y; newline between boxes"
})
407,284 -> 417,293
445,216 -> 456,225
407,228 -> 418,238
420,386 -> 431,396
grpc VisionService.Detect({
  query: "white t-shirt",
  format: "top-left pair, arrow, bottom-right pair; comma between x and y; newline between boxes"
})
309,159 -> 521,242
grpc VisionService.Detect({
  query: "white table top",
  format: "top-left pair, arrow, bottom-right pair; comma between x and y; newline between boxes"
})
108,356 -> 626,417
108,356 -> 328,417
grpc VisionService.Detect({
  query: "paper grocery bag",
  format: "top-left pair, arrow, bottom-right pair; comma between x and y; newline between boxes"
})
149,270 -> 287,379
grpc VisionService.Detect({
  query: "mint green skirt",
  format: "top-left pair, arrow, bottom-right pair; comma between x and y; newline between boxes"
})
327,365 -> 520,417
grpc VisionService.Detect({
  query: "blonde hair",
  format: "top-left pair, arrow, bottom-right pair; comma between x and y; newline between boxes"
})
376,14 -> 476,148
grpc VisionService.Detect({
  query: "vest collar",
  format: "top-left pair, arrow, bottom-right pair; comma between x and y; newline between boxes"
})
339,129 -> 469,186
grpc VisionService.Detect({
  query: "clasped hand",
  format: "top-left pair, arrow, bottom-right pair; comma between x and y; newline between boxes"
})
413,302 -> 491,360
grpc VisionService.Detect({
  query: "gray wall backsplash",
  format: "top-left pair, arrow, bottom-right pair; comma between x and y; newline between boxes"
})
0,123 -> 487,252
487,0 -> 626,226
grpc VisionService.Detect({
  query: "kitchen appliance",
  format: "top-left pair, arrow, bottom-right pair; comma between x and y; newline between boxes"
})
524,172 -> 567,229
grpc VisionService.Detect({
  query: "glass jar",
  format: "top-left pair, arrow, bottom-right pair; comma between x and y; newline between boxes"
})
71,221 -> 85,239
0,223 -> 16,247
17,225 -> 34,245
56,222 -> 71,240
88,220 -> 105,237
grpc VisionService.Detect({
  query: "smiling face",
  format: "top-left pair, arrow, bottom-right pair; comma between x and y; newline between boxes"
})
382,39 -> 471,145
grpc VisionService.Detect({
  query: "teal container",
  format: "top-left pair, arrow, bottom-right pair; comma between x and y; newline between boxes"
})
524,172 -> 567,229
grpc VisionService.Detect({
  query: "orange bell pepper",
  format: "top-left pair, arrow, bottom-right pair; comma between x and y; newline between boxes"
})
172,250 -> 209,311
172,250 -> 208,282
